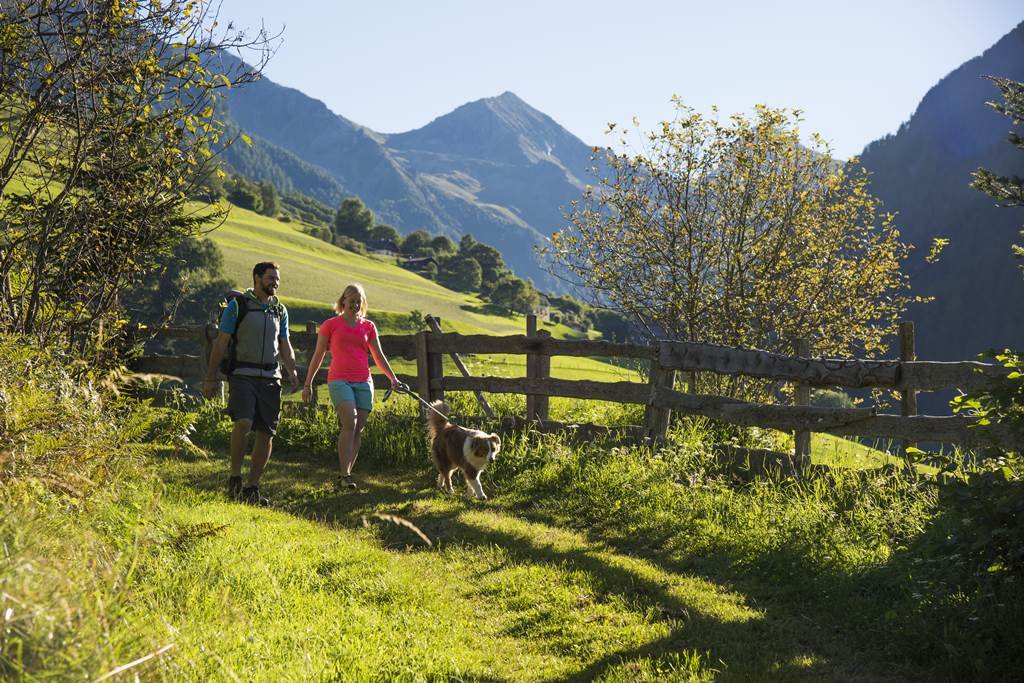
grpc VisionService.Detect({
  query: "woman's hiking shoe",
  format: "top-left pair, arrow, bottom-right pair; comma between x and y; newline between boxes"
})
335,474 -> 358,491
227,475 -> 243,500
240,485 -> 270,507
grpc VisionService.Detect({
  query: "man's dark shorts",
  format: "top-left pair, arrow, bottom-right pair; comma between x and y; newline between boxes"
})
227,375 -> 282,435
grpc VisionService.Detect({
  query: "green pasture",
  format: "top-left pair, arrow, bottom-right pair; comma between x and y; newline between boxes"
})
207,204 -> 582,338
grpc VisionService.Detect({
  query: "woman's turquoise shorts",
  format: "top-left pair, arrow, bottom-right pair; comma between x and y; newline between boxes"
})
328,380 -> 374,412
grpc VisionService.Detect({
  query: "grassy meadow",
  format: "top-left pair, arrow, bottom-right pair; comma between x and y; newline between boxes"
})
208,204 -> 569,337
5,350 -> 1021,681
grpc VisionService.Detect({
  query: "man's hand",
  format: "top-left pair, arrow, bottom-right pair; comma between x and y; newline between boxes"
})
201,379 -> 219,399
287,369 -> 301,394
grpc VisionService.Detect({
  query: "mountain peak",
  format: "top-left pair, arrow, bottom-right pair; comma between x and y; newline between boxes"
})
388,91 -> 587,168
488,90 -> 528,107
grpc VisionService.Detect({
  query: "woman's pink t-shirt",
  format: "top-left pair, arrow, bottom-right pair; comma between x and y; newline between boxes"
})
319,316 -> 378,382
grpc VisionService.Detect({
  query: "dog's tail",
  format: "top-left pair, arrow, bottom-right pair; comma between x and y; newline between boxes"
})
425,400 -> 449,440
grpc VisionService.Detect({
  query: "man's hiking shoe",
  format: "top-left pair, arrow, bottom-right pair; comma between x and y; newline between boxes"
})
240,485 -> 270,507
227,475 -> 243,500
335,474 -> 358,491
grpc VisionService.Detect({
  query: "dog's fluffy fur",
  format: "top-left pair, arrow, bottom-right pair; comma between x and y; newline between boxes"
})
426,400 -> 500,499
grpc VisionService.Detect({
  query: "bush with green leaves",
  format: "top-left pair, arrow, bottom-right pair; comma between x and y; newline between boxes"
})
926,350 -> 1024,577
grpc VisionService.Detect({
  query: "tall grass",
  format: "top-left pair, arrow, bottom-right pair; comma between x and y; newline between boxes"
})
0,336 -> 197,679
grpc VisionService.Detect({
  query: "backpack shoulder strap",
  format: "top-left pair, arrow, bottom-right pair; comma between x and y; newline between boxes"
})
232,295 -> 252,332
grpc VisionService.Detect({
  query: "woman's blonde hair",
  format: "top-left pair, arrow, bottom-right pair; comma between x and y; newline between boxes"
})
335,283 -> 368,316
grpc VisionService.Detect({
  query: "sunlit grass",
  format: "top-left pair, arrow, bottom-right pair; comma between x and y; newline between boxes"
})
206,203 -> 587,338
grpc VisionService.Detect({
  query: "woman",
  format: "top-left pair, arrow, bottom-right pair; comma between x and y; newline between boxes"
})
303,283 -> 402,489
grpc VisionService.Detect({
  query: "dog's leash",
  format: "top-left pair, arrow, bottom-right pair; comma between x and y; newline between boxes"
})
382,383 -> 451,422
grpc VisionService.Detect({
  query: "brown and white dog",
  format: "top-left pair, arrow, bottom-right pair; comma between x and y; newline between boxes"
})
426,400 -> 500,499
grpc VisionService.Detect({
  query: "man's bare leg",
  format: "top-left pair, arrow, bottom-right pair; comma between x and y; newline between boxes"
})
230,418 -> 252,477
248,431 -> 273,486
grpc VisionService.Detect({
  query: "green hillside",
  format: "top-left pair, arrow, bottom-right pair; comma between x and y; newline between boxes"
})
206,204 -> 640,386
211,204 -> 553,336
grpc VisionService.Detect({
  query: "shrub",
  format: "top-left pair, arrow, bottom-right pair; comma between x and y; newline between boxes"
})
332,234 -> 368,255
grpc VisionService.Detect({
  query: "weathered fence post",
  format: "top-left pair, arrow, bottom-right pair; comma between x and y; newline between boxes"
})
415,325 -> 444,416
428,317 -> 444,403
425,314 -> 495,419
201,322 -> 223,400
794,337 -> 811,466
899,321 -> 917,455
526,315 -> 538,420
645,348 -> 676,441
535,329 -> 551,422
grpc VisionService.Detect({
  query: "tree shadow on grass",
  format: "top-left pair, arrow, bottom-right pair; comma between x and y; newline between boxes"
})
159,448 -> 923,681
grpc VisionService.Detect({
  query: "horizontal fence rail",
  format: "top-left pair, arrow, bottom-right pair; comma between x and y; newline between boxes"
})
133,318 -> 1019,452
659,341 -> 1008,392
428,333 -> 655,360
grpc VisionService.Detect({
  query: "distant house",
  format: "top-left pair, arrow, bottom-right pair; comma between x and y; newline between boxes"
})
398,255 -> 439,272
367,239 -> 399,256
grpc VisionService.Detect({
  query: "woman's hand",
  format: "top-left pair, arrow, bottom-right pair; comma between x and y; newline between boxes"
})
302,385 -> 313,403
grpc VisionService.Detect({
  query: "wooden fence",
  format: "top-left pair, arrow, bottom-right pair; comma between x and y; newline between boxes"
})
133,317 -> 1020,454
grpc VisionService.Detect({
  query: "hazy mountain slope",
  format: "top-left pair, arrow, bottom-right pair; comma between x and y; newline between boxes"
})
219,129 -> 349,206
217,74 -> 597,289
860,22 -> 1024,362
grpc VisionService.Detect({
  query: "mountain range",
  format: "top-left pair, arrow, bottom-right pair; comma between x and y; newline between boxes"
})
213,22 -> 1024,369
214,54 -> 595,291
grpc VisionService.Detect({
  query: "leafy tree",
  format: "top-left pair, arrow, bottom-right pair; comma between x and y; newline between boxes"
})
370,224 -> 401,245
307,225 -> 333,242
227,177 -> 263,213
122,238 -> 233,327
332,234 -> 367,255
490,275 -> 540,315
547,100 -> 913,380
430,235 -> 457,254
259,181 -> 280,217
459,234 -> 479,253
401,229 -> 433,254
418,260 -> 439,280
588,308 -> 634,342
438,254 -> 482,292
972,76 -> 1024,271
193,166 -> 228,202
401,309 -> 426,333
0,0 -> 272,356
333,196 -> 374,241
549,293 -> 588,319
459,238 -> 508,291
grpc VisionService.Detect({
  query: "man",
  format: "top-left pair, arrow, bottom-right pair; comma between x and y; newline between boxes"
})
202,261 -> 300,506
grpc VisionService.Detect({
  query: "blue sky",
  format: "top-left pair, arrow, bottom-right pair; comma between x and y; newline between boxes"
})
215,0 -> 1023,160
